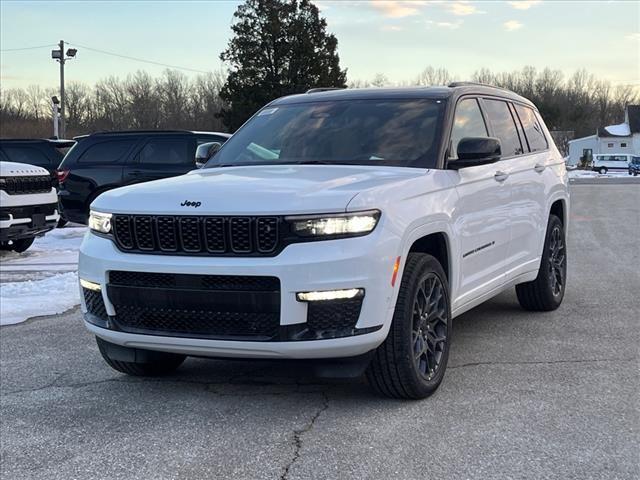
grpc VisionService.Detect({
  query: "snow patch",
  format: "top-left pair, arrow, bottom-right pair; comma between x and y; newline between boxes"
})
0,272 -> 80,325
604,122 -> 631,136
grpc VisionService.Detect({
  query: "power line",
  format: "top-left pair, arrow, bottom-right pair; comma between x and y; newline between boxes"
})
65,41 -> 211,74
0,44 -> 56,52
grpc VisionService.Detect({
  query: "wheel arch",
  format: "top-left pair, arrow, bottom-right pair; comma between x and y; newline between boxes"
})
407,232 -> 451,282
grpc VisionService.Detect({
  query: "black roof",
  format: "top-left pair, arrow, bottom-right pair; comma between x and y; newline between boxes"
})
0,138 -> 76,147
73,130 -> 230,140
271,84 -> 535,108
628,105 -> 640,133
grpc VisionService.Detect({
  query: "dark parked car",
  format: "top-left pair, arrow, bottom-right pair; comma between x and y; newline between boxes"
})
57,130 -> 230,224
628,156 -> 640,176
0,138 -> 76,177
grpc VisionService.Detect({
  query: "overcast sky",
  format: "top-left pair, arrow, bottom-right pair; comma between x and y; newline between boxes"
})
1,0 -> 638,90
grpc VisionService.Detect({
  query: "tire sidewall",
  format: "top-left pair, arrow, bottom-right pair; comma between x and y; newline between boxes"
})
395,254 -> 452,397
539,215 -> 567,307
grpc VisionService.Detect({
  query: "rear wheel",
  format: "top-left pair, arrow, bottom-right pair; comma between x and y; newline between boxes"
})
516,214 -> 566,311
10,237 -> 35,253
599,167 -> 607,174
96,337 -> 186,376
366,253 -> 451,399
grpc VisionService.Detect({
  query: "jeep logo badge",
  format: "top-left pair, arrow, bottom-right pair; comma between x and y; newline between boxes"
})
180,200 -> 201,208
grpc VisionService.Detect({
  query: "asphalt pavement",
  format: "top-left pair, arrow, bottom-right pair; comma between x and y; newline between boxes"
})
1,183 -> 638,480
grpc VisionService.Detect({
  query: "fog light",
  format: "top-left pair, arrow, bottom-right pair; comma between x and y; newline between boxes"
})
296,288 -> 364,302
80,279 -> 101,292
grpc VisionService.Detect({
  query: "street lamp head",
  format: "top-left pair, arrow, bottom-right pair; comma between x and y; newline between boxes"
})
66,48 -> 77,58
51,96 -> 60,105
51,49 -> 62,59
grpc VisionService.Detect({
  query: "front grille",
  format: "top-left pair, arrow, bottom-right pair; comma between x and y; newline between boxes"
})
112,214 -> 282,256
113,306 -> 280,339
0,176 -> 52,195
0,203 -> 56,219
83,288 -> 108,320
109,271 -> 280,291
107,271 -> 281,340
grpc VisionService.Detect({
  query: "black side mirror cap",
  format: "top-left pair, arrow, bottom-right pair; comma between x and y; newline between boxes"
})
448,137 -> 502,170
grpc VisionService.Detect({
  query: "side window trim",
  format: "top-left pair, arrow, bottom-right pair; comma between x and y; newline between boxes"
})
446,95 -> 489,161
507,102 -> 528,154
478,97 -> 524,160
512,102 -> 550,154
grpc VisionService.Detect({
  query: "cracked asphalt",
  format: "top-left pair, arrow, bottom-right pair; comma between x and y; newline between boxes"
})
1,183 -> 638,480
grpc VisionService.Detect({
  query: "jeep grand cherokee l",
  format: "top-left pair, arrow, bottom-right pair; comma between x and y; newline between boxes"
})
79,84 -> 569,399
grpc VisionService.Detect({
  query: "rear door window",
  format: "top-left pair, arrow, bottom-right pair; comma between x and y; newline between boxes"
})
449,98 -> 488,160
514,104 -> 548,152
1,146 -> 51,168
482,99 -> 524,157
137,138 -> 191,165
78,139 -> 136,164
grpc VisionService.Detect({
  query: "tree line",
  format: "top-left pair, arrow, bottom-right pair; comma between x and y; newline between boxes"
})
0,0 -> 637,146
1,65 -> 636,141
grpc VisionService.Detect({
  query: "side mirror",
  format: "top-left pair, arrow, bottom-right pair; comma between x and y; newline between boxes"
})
195,142 -> 222,168
448,137 -> 501,170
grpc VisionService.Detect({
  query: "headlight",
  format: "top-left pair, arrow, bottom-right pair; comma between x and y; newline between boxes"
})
89,210 -> 112,234
286,210 -> 380,238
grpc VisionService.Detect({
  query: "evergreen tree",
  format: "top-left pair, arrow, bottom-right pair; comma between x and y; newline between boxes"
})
219,0 -> 347,130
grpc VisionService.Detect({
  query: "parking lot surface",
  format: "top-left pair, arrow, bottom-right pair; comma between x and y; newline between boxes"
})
1,183 -> 638,480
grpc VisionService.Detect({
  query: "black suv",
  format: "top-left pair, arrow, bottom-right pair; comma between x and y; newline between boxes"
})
57,130 -> 230,224
0,139 -> 76,177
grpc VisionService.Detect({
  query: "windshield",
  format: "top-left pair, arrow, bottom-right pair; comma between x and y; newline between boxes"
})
204,98 -> 446,169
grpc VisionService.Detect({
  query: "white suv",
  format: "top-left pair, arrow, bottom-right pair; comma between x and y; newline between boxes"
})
1,161 -> 60,252
79,84 -> 569,399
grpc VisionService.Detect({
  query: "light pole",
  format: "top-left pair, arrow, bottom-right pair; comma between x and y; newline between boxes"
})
51,96 -> 60,138
51,41 -> 77,139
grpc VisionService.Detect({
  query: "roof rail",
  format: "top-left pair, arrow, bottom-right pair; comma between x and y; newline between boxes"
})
448,81 -> 512,92
91,129 -> 192,136
306,87 -> 346,94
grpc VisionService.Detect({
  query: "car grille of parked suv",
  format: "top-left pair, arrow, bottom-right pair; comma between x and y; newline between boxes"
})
112,214 -> 281,256
0,175 -> 52,195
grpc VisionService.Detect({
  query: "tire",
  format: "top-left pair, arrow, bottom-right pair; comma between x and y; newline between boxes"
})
57,218 -> 68,228
366,253 -> 451,399
96,337 -> 186,376
516,214 -> 567,311
10,237 -> 35,253
599,167 -> 607,174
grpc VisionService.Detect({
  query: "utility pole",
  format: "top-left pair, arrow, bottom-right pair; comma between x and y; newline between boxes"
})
59,40 -> 65,139
51,41 -> 77,139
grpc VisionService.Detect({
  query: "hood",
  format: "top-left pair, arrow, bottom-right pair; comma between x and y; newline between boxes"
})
92,164 -> 426,215
0,161 -> 49,177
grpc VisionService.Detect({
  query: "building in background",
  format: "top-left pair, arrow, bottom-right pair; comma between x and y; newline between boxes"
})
568,105 -> 640,166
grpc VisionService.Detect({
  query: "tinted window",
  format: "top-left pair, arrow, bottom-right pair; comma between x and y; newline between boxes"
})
1,146 -> 51,168
482,99 -> 523,157
78,140 -> 135,164
632,156 -> 640,164
138,138 -> 191,165
514,104 -> 548,152
205,99 -> 446,169
449,98 -> 488,160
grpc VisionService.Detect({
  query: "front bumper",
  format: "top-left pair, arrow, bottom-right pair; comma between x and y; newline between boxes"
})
0,203 -> 59,241
78,227 -> 401,359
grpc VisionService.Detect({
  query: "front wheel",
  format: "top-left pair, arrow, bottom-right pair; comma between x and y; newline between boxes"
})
516,214 -> 566,311
366,253 -> 451,399
599,167 -> 607,174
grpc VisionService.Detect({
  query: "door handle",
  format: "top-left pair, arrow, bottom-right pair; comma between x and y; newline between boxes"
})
127,170 -> 142,177
494,171 -> 509,182
534,163 -> 546,173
